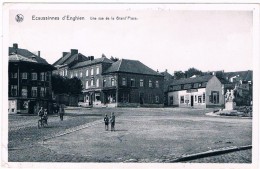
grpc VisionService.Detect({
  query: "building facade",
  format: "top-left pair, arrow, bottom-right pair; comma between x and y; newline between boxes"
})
8,43 -> 55,114
69,56 -> 114,107
53,53 -> 164,107
167,75 -> 224,108
102,59 -> 164,107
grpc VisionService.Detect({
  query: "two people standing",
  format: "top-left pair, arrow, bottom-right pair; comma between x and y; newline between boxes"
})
104,112 -> 116,131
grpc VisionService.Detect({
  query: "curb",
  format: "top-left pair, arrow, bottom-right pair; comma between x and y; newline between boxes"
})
169,145 -> 252,162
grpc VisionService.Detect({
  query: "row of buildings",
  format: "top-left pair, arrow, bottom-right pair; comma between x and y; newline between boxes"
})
8,43 -> 252,114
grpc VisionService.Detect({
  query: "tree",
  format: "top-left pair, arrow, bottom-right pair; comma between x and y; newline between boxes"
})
174,71 -> 186,80
52,74 -> 68,94
67,77 -> 83,95
185,67 -> 203,78
51,74 -> 82,95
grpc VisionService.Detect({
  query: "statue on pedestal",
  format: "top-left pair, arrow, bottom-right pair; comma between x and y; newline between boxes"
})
225,89 -> 236,110
225,89 -> 235,102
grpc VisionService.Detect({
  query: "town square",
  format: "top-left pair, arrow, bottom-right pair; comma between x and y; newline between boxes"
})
8,107 -> 252,162
2,3 -> 258,168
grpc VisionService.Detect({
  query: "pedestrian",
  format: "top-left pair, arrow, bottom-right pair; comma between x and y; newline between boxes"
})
59,104 -> 65,121
104,114 -> 109,131
110,112 -> 115,131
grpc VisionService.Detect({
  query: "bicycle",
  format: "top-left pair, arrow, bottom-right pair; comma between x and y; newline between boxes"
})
38,116 -> 48,129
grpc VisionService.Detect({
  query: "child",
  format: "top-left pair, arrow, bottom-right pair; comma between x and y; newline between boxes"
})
104,114 -> 109,131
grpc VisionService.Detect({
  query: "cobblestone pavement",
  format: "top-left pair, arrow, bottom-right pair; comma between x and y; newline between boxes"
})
7,108 -> 252,163
185,149 -> 252,163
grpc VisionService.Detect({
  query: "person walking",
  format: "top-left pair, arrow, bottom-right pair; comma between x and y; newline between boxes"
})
59,104 -> 65,121
110,112 -> 115,131
104,114 -> 109,131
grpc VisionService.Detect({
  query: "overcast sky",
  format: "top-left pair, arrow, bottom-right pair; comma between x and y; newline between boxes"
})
8,4 -> 253,74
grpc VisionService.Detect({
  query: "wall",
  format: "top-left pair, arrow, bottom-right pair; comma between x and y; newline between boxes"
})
167,88 -> 207,108
206,76 -> 224,108
117,73 -> 164,105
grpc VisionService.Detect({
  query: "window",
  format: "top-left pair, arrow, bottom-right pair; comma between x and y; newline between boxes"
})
86,69 -> 89,76
75,71 -> 78,77
86,81 -> 89,89
211,91 -> 219,104
11,73 -> 17,78
149,80 -> 152,88
198,83 -> 202,87
195,95 -> 197,102
96,67 -> 100,75
140,79 -> 144,87
198,96 -> 202,103
32,73 -> 37,80
31,87 -> 37,97
70,73 -> 73,78
148,94 -> 153,103
95,93 -> 101,101
203,92 -> 205,103
22,73 -> 27,79
80,71 -> 83,77
40,87 -> 45,97
11,85 -> 17,96
40,72 -> 45,81
91,79 -> 94,86
169,96 -> 173,105
21,86 -> 27,97
180,96 -> 184,103
46,72 -> 50,81
155,81 -> 159,88
91,68 -> 94,75
96,78 -> 99,87
103,79 -> 106,87
155,96 -> 159,103
121,93 -> 129,103
122,78 -> 126,86
130,78 -> 135,87
45,87 -> 49,97
65,69 -> 68,76
111,78 -> 115,86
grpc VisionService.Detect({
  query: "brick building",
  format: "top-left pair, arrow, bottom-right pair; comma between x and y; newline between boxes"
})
8,43 -> 55,114
167,75 -> 224,108
53,52 -> 164,107
102,59 -> 164,107
69,55 -> 114,107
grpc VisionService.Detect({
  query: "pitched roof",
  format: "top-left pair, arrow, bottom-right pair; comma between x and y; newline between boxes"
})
104,59 -> 162,76
9,47 -> 49,65
52,53 -> 88,67
224,70 -> 253,82
9,53 -> 38,63
169,75 -> 214,86
70,57 -> 114,69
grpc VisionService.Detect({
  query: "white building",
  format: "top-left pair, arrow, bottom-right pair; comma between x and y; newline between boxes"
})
167,75 -> 224,108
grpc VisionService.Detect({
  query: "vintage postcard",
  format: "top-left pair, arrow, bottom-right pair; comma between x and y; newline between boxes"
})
1,2 -> 260,169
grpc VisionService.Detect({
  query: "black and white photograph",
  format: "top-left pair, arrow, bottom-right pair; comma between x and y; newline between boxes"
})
1,2 -> 260,169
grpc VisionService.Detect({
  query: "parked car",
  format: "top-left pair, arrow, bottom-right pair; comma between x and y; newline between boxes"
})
78,102 -> 89,107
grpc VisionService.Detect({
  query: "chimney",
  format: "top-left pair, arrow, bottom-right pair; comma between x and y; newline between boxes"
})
70,49 -> 78,56
13,43 -> 18,49
38,51 -> 41,57
90,56 -> 94,61
62,52 -> 68,57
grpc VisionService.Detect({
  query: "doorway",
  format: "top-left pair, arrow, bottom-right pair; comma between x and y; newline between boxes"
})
191,95 -> 194,107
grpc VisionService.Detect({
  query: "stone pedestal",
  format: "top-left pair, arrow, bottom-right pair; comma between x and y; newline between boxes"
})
225,101 -> 236,110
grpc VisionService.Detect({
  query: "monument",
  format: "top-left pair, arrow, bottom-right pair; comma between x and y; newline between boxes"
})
225,89 -> 236,110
